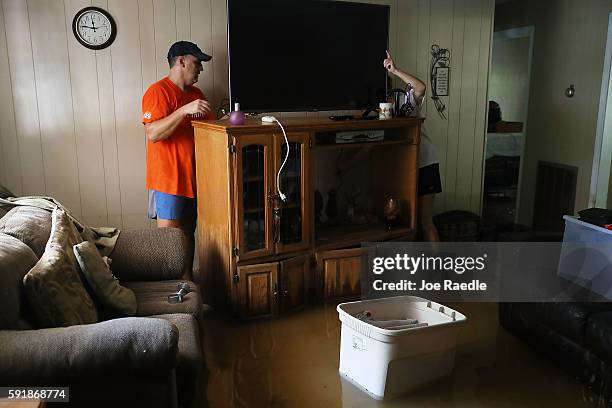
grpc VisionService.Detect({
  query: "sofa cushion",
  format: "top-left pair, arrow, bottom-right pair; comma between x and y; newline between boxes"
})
73,241 -> 137,316
0,206 -> 52,257
23,208 -> 98,328
0,233 -> 38,329
110,228 -> 188,281
153,313 -> 202,377
123,280 -> 202,318
586,311 -> 612,366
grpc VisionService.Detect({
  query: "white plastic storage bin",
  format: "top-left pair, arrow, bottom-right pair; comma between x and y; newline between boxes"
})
561,215 -> 612,243
558,215 -> 612,299
337,296 -> 467,400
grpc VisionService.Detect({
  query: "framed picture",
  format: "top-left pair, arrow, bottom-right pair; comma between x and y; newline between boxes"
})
435,66 -> 450,97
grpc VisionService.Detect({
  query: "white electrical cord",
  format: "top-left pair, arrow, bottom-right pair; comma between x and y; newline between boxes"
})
263,116 -> 289,202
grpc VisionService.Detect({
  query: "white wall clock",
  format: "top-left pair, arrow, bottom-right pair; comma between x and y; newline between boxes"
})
72,7 -> 117,50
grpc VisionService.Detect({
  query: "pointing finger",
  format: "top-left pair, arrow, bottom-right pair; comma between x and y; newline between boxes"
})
386,50 -> 391,58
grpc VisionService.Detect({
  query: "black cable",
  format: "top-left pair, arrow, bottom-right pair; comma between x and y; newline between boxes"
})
430,44 -> 450,120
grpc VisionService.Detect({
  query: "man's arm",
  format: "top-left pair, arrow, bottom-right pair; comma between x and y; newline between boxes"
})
145,99 -> 212,143
383,51 -> 426,101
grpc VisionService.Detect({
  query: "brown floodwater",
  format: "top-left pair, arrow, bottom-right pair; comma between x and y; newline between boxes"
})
200,302 -> 599,408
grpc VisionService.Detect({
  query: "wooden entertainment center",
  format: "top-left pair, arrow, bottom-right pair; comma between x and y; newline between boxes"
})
192,116 -> 422,318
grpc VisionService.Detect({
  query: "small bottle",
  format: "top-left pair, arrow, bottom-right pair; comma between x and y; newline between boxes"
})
229,102 -> 246,125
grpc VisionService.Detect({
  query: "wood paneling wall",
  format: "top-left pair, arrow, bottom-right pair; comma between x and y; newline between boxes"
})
393,0 -> 494,214
0,0 -> 492,229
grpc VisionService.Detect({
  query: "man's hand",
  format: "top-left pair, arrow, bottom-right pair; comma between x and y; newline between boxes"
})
145,98 -> 213,142
383,50 -> 397,75
181,99 -> 212,118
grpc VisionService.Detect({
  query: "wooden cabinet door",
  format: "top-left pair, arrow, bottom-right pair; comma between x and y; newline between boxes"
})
278,255 -> 309,314
273,132 -> 311,254
234,134 -> 275,261
316,248 -> 362,301
236,262 -> 279,318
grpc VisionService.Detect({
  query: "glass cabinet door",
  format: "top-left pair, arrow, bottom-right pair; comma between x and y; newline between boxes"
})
235,135 -> 274,260
274,132 -> 310,253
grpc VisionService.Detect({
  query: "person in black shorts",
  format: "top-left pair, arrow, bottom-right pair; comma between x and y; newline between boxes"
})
384,51 -> 441,241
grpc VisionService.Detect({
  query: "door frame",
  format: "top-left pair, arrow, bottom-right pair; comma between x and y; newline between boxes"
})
590,12 -> 612,208
485,25 -> 535,223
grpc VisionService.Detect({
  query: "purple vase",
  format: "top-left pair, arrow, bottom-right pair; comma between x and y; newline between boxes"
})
229,103 -> 246,125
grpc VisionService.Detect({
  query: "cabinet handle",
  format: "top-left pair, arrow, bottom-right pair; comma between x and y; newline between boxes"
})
268,188 -> 281,243
273,283 -> 278,296
268,188 -> 274,205
273,208 -> 281,243
283,289 -> 288,297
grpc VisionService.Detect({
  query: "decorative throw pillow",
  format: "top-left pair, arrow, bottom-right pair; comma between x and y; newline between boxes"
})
73,241 -> 137,316
0,206 -> 53,257
22,208 -> 98,327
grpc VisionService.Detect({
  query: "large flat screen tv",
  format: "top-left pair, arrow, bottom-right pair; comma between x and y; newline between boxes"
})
228,0 -> 389,113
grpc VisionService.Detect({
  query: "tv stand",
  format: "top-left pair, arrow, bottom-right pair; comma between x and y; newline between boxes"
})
192,116 -> 423,319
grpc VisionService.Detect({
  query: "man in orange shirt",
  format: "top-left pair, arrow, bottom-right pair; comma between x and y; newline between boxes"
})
142,41 -> 215,264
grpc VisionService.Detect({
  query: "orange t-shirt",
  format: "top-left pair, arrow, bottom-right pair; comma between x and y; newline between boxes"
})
142,77 -> 214,198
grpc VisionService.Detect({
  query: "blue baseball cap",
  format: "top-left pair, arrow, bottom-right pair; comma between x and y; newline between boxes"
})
167,41 -> 212,62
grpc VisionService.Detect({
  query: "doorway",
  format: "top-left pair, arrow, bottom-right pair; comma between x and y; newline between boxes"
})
590,12 -> 612,209
482,26 -> 534,228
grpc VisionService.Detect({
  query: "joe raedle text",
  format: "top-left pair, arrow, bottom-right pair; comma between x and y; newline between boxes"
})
371,253 -> 489,293
372,279 -> 487,292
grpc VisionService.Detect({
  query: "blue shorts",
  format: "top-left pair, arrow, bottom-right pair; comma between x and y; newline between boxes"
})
150,190 -> 196,221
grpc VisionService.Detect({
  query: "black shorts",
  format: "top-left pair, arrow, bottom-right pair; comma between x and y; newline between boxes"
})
418,163 -> 442,196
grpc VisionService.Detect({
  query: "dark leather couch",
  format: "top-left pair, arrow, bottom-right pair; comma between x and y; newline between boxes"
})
500,301 -> 612,400
499,230 -> 612,404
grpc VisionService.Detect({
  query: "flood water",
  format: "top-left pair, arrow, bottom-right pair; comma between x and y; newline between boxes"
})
200,302 -> 599,407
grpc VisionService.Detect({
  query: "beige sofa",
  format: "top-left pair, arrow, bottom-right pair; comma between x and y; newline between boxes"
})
0,205 -> 205,408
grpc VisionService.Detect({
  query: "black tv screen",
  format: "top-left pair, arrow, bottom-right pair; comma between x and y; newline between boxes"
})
228,0 -> 389,112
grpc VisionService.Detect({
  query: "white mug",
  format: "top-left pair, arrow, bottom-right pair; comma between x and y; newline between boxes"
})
379,102 -> 393,120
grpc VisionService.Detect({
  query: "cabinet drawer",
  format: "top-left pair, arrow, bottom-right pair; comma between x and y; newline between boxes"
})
278,255 -> 309,314
315,248 -> 363,302
235,255 -> 309,319
236,263 -> 279,318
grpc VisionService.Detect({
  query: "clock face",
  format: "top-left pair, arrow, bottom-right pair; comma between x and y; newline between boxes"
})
72,7 -> 116,50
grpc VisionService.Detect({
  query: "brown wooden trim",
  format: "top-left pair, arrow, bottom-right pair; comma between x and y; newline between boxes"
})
0,399 -> 46,407
192,116 -> 424,135
236,249 -> 312,266
316,247 -> 364,261
194,128 -> 233,306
